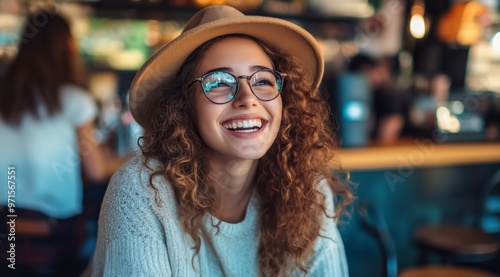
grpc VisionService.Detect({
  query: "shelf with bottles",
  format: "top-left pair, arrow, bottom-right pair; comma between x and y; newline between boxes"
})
79,0 -> 374,24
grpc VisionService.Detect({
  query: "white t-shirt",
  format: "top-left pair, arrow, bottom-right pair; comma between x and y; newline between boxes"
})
0,84 -> 98,219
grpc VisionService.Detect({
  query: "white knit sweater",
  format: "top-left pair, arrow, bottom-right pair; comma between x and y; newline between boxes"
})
84,155 -> 349,277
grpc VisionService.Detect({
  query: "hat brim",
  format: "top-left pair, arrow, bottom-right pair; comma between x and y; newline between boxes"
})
130,15 -> 324,127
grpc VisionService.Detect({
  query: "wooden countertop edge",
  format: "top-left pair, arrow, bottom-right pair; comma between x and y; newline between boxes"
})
338,142 -> 500,171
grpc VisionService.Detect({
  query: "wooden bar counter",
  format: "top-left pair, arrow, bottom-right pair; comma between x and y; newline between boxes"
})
338,139 -> 500,277
338,140 -> 500,171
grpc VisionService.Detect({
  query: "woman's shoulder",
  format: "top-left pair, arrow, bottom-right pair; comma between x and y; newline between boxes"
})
317,179 -> 335,213
97,154 -> 180,247
109,153 -> 169,195
59,84 -> 93,101
59,84 -> 97,125
107,153 -> 177,208
102,153 -> 178,222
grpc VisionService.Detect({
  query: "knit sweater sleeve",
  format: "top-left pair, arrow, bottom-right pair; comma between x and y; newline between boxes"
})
89,156 -> 173,277
301,180 -> 349,277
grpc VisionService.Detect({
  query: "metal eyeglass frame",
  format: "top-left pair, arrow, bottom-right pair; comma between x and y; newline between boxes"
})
188,68 -> 288,104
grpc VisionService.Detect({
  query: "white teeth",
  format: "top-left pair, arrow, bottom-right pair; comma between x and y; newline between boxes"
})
235,128 -> 259,133
223,119 -> 263,130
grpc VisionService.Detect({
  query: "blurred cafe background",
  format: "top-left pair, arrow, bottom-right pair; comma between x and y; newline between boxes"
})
1,0 -> 500,276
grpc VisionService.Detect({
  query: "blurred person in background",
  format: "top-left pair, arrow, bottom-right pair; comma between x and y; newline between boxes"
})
348,53 -> 406,144
0,9 -> 126,277
408,73 -> 451,138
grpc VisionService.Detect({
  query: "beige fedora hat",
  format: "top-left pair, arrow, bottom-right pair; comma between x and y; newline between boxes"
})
129,5 -> 324,127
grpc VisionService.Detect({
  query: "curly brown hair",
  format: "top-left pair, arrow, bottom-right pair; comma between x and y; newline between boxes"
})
140,34 -> 353,276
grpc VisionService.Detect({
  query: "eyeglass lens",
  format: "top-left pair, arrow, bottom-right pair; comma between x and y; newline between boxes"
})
200,69 -> 283,104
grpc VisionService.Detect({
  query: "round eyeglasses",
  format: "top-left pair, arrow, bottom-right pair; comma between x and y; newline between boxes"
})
189,68 -> 287,104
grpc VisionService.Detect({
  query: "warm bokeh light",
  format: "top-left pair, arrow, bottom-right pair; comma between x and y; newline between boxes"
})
436,106 -> 451,122
437,106 -> 461,133
410,14 -> 426,39
194,0 -> 227,7
491,32 -> 500,51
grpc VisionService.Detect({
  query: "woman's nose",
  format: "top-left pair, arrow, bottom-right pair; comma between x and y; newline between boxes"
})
232,79 -> 258,108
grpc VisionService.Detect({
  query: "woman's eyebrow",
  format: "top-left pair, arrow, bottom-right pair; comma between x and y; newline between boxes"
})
251,65 -> 271,71
202,65 -> 272,76
202,67 -> 232,75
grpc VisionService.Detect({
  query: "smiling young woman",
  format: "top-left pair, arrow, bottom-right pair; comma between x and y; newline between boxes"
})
84,5 -> 353,277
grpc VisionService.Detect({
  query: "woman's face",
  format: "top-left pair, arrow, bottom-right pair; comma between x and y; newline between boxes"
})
192,37 -> 283,161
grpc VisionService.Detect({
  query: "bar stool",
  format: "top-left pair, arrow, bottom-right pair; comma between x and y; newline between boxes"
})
358,203 -> 497,277
0,208 -> 85,277
414,225 -> 499,264
414,170 -> 500,265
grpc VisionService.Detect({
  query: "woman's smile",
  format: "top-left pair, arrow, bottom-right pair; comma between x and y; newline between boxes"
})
222,118 -> 264,132
192,37 -> 282,161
